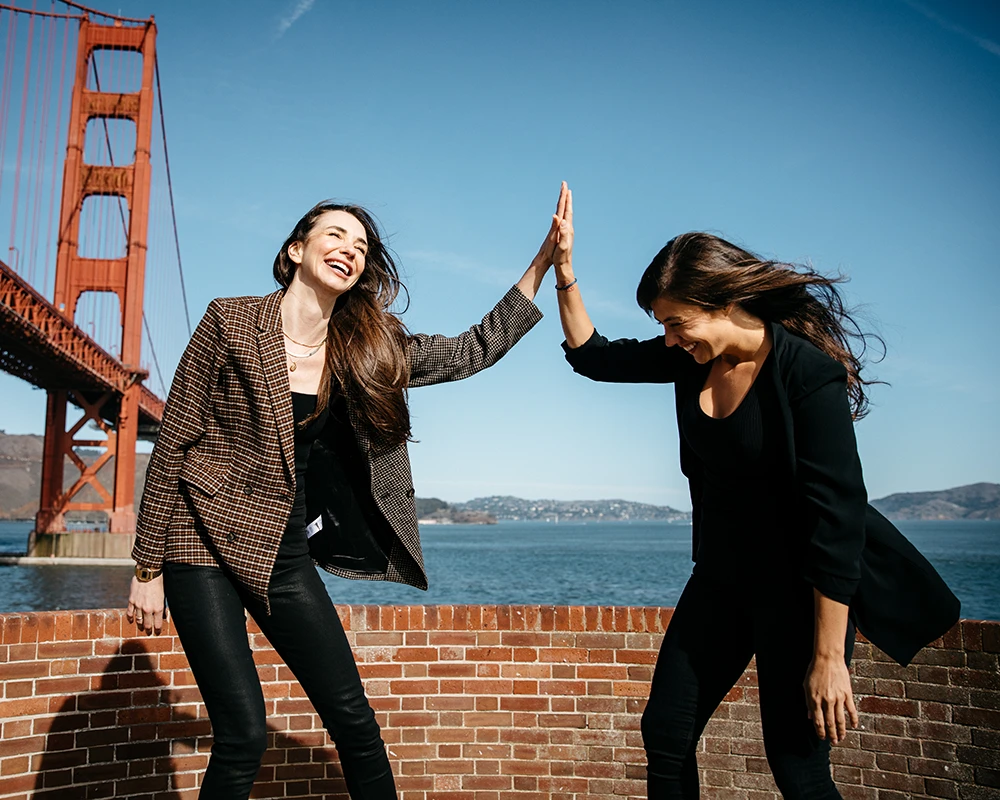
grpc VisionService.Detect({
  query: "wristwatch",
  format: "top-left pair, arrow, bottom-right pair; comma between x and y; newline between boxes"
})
134,565 -> 163,582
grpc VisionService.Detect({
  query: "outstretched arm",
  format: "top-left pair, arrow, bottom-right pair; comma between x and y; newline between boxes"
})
554,182 -> 693,384
515,208 -> 559,302
406,199 -> 561,386
551,183 -> 596,348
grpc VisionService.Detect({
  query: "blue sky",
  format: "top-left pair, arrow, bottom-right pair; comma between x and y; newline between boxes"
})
1,0 -> 998,508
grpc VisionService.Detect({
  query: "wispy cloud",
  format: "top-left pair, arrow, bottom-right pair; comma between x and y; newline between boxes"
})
276,0 -> 317,37
403,249 -> 512,288
900,0 -> 1000,58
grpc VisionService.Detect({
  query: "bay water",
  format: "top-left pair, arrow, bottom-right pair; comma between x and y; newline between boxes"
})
0,519 -> 996,621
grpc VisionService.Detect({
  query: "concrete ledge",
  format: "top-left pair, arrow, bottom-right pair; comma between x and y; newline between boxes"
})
0,554 -> 131,565
26,530 -> 135,559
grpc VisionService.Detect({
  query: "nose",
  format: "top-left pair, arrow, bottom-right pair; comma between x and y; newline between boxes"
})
663,328 -> 680,347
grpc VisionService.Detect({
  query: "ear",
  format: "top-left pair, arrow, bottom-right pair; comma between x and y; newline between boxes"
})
287,240 -> 303,265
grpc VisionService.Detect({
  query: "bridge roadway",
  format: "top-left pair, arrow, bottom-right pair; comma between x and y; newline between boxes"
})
0,258 -> 164,438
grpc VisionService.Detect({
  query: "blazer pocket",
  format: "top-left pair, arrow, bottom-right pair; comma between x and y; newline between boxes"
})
179,456 -> 227,497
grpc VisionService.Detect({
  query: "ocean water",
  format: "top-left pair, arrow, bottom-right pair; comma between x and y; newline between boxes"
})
0,519 -> 997,621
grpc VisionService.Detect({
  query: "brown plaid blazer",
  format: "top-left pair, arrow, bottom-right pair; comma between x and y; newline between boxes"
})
132,286 -> 542,606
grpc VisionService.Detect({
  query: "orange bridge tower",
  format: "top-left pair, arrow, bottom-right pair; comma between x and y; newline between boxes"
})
34,16 -> 157,550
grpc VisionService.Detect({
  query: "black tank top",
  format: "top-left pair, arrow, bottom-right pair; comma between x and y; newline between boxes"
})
276,392 -> 330,562
679,353 -> 789,582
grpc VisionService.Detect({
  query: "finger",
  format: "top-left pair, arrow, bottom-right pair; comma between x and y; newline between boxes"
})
152,608 -> 164,636
556,182 -> 568,219
810,699 -> 826,740
836,699 -> 847,743
126,601 -> 134,622
846,692 -> 859,730
566,188 -> 573,223
825,700 -> 839,743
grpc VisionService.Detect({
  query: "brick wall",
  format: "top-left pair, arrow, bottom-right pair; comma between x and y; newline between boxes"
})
0,607 -> 996,799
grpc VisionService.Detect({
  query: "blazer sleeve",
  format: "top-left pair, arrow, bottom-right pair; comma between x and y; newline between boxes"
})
406,285 -> 542,388
132,300 -> 226,568
562,328 -> 695,384
791,365 -> 868,605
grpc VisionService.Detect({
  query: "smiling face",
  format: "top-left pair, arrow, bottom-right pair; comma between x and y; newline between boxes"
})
286,210 -> 368,298
649,295 -> 737,364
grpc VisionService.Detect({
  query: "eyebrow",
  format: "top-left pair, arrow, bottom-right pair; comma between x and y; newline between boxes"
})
655,315 -> 682,325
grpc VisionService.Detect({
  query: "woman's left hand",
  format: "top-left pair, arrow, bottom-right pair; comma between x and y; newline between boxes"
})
516,182 -> 568,302
804,653 -> 858,744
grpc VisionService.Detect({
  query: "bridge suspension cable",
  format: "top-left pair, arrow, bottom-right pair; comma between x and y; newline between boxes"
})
0,0 -> 192,402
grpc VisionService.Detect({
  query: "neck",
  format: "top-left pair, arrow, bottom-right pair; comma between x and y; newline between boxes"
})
280,278 -> 338,341
720,310 -> 770,366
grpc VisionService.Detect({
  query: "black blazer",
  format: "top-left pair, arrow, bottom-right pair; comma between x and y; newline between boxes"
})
563,322 -> 960,666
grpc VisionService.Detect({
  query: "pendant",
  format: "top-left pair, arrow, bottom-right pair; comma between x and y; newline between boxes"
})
288,361 -> 296,372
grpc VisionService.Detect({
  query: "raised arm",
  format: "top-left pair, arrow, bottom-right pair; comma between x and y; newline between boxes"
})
552,182 -> 696,384
406,286 -> 543,387
551,183 -> 595,348
405,206 -> 559,387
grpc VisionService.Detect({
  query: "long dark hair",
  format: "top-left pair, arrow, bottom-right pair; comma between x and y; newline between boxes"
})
273,201 -> 412,446
635,232 -> 883,419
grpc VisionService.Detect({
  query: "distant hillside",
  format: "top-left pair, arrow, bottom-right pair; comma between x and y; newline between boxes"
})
3,430 -> 994,524
453,496 -> 691,523
414,497 -> 496,525
871,483 -> 1000,520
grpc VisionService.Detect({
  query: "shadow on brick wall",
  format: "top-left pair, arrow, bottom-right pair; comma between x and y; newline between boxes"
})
30,641 -> 353,799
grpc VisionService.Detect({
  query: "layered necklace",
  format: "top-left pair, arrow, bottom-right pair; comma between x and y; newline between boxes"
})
284,331 -> 327,372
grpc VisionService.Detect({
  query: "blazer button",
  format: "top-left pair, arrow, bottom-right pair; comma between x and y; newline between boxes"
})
244,484 -> 253,496
226,532 -> 237,542
406,488 -> 415,498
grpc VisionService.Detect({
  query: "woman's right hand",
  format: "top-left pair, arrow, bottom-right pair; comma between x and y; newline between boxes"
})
127,574 -> 166,635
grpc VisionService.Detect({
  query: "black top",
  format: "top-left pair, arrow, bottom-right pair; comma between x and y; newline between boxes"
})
276,392 -> 330,562
679,352 -> 787,581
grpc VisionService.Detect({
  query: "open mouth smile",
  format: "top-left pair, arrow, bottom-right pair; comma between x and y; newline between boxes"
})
325,258 -> 352,277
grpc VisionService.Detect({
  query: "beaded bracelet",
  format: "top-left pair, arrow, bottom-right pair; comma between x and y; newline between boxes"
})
555,278 -> 578,291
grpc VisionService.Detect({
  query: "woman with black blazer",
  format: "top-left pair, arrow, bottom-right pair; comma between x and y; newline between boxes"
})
126,199 -> 560,799
548,184 -> 958,799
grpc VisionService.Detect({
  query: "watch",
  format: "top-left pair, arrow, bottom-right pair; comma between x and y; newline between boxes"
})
134,565 -> 163,582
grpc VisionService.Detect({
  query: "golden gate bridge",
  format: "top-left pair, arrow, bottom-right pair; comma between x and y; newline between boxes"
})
0,0 -> 190,557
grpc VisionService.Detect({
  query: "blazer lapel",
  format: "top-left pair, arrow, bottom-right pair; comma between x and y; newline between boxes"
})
256,290 -> 296,482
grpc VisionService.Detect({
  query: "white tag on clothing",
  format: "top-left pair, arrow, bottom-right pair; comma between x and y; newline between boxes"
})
306,516 -> 323,539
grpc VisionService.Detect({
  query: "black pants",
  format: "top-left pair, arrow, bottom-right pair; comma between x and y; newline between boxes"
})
641,572 -> 854,799
164,558 -> 396,799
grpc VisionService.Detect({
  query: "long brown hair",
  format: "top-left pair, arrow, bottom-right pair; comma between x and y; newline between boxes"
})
273,201 -> 412,446
635,232 -> 883,419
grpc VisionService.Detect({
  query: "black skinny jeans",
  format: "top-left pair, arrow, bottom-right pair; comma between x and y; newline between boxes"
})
164,558 -> 396,800
641,572 -> 854,800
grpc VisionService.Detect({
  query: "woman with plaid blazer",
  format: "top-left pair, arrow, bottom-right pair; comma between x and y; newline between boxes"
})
125,199 -> 559,798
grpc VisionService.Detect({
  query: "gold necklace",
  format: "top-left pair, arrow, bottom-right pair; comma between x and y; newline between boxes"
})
283,331 -> 327,349
285,339 -> 326,372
